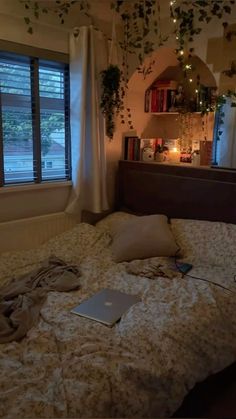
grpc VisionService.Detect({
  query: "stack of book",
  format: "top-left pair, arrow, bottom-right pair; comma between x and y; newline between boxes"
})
124,137 -> 163,161
144,79 -> 178,113
123,136 -> 141,161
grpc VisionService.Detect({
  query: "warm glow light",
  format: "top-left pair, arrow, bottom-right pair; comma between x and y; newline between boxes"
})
200,101 -> 203,105
189,78 -> 193,82
173,19 -> 177,23
195,89 -> 199,93
180,50 -> 184,55
185,64 -> 191,69
176,36 -> 179,40
173,147 -> 178,152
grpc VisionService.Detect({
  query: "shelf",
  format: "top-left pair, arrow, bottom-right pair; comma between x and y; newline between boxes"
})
149,111 -> 203,115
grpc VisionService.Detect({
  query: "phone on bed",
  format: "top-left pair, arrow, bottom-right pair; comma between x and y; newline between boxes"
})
176,262 -> 193,275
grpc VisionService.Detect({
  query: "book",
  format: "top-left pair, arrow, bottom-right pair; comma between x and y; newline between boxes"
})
124,136 -> 140,161
200,141 -> 213,165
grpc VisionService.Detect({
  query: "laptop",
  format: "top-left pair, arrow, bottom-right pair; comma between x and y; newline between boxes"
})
71,288 -> 140,327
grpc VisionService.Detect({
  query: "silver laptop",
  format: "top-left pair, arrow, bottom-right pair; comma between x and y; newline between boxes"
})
71,288 -> 140,327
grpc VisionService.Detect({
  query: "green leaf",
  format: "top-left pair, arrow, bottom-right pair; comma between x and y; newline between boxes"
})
223,5 -> 231,14
27,26 -> 33,34
24,17 -> 30,24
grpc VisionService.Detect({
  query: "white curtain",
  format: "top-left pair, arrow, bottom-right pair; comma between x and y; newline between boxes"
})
66,26 -> 109,216
215,98 -> 236,168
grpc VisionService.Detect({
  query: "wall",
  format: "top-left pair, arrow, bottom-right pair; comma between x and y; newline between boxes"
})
0,2 -> 71,222
1,1 -> 236,220
110,11 -> 236,188
0,0 -> 118,221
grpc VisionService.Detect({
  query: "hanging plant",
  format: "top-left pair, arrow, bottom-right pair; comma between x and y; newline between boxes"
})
100,64 -> 122,140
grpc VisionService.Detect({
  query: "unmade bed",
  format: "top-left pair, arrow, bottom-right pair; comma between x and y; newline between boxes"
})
0,161 -> 235,418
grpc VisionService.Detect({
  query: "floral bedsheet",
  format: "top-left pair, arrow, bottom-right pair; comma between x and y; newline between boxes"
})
0,220 -> 235,418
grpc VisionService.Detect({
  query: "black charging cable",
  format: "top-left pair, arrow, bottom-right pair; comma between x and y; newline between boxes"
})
174,248 -> 234,293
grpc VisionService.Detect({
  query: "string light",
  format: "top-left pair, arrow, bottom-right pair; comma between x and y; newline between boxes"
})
180,50 -> 184,55
185,64 -> 191,69
173,18 -> 177,23
189,78 -> 193,82
195,89 -> 199,93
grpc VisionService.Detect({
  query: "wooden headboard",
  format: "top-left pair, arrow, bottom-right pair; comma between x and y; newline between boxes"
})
117,160 -> 236,223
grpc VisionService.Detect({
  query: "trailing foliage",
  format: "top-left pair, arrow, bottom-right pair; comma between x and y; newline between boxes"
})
20,0 -> 90,34
170,0 -> 235,64
19,0 -> 236,138
100,65 -> 122,139
111,0 -> 168,78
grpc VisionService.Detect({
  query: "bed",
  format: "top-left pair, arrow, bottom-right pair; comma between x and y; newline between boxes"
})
0,161 -> 236,418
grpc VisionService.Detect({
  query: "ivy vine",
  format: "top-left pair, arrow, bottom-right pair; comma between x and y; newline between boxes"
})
170,0 -> 235,65
20,0 -> 90,34
100,65 -> 122,140
19,0 -> 236,140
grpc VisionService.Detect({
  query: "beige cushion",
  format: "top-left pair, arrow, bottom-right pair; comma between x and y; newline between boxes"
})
111,214 -> 178,262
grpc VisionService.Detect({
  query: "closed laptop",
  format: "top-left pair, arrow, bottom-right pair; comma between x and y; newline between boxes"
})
71,288 -> 140,327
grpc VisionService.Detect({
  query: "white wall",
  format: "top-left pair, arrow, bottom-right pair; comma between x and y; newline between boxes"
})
1,1 -> 236,221
0,7 -> 72,222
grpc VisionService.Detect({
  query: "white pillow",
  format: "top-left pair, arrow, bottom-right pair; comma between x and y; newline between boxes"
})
111,214 -> 178,262
96,211 -> 137,234
171,218 -> 236,267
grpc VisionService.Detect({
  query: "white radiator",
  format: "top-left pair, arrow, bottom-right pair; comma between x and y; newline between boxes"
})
0,212 -> 79,254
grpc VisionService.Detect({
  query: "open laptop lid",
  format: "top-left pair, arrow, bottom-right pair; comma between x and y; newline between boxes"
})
71,288 -> 140,327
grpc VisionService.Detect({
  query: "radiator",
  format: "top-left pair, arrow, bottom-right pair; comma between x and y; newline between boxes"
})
0,212 -> 79,254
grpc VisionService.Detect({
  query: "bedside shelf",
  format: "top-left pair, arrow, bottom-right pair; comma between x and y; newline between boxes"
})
149,111 -> 203,115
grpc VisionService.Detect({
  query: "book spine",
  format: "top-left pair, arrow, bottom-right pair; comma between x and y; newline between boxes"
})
144,89 -> 150,112
134,138 -> 141,161
124,137 -> 129,160
128,137 -> 134,160
151,89 -> 157,112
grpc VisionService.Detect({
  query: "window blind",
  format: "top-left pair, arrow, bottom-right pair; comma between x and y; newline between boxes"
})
0,52 -> 70,186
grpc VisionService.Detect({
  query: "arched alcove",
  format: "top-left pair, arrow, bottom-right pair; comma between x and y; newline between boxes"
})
126,47 -> 217,140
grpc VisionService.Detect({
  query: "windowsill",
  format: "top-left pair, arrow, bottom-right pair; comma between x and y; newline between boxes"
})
0,180 -> 72,194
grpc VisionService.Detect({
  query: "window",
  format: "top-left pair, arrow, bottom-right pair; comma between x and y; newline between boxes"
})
0,51 -> 70,186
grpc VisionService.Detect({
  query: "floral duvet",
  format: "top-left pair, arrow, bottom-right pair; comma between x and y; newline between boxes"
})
0,215 -> 236,418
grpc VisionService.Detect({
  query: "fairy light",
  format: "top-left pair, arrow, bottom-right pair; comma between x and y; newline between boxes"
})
180,50 -> 184,55
195,89 -> 199,93
189,78 -> 193,82
185,64 -> 191,69
173,18 -> 177,23
176,35 -> 179,40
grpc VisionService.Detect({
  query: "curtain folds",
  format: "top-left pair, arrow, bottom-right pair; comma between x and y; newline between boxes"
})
214,98 -> 236,168
66,26 -> 109,216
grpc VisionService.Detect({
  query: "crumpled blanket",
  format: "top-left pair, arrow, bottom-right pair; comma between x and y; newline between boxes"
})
0,256 -> 80,344
126,258 -> 182,279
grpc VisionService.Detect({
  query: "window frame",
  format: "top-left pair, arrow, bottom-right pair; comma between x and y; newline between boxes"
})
0,42 -> 71,187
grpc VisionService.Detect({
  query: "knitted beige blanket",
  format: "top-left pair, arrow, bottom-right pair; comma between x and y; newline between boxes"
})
0,256 -> 80,344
